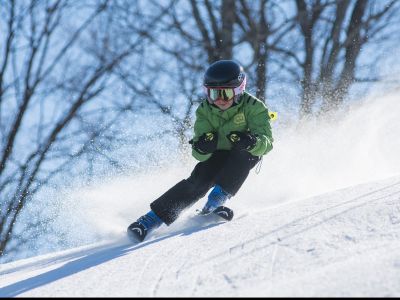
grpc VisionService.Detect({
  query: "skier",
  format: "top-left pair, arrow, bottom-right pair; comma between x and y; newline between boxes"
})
127,59 -> 274,242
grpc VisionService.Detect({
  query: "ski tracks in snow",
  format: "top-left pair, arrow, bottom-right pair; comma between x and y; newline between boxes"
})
223,180 -> 399,260
172,179 -> 400,292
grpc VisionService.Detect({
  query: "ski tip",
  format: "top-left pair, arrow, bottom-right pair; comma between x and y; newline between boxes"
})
214,206 -> 234,221
127,223 -> 147,243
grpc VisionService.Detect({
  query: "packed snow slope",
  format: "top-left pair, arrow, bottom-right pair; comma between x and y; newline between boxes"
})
1,174 -> 400,297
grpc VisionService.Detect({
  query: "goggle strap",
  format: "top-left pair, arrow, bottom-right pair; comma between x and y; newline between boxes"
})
234,76 -> 246,95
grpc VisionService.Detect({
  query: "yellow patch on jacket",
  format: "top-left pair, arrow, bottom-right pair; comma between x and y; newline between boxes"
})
233,113 -> 246,125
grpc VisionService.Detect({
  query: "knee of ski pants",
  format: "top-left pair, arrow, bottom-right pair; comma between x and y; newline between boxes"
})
231,149 -> 260,162
213,150 -> 260,196
150,179 -> 208,226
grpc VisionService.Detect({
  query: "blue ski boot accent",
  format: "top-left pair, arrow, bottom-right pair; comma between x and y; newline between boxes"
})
201,184 -> 231,215
127,210 -> 163,242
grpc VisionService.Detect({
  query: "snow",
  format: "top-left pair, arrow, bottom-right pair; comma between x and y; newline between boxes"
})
1,175 -> 400,297
1,91 -> 400,296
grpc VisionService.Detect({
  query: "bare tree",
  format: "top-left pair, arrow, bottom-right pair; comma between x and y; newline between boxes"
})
235,1 -> 296,101
117,0 -> 400,127
112,0 -> 233,157
118,0 -> 275,152
188,0 -> 237,63
287,0 -> 400,117
138,0 -> 237,73
149,0 -> 295,104
0,0 -> 161,260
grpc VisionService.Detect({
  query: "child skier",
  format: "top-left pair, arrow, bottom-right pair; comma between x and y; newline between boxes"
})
127,59 -> 274,242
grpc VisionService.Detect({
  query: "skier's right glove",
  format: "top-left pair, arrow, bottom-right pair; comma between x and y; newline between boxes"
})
190,132 -> 218,155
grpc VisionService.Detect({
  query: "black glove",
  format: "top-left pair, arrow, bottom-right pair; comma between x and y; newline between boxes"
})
227,131 -> 257,151
191,132 -> 218,155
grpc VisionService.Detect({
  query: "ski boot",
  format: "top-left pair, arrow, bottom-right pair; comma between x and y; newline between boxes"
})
197,185 -> 234,221
127,210 -> 163,243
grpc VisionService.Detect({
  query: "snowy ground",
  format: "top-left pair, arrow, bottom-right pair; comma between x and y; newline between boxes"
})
1,174 -> 400,297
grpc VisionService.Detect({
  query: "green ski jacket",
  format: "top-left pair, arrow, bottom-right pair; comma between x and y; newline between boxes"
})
192,91 -> 274,161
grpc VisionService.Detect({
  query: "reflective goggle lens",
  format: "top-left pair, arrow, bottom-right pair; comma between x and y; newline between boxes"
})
208,88 -> 235,101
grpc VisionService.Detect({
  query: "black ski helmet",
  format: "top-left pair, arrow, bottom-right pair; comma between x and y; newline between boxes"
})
203,60 -> 246,88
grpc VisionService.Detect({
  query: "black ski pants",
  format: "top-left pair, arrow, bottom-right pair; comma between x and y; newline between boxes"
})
150,150 -> 260,225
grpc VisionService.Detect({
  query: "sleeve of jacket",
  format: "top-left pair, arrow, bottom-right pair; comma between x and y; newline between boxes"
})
247,99 -> 274,157
191,101 -> 214,161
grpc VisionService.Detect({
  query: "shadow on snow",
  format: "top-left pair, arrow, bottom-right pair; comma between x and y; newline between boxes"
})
0,220 -> 225,297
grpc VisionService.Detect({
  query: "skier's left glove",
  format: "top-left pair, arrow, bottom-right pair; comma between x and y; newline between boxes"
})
227,131 -> 257,151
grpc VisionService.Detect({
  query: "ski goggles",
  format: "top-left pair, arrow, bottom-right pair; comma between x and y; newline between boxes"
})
204,76 -> 246,103
206,88 -> 235,102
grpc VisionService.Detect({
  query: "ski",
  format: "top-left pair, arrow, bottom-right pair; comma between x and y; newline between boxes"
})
196,206 -> 234,221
